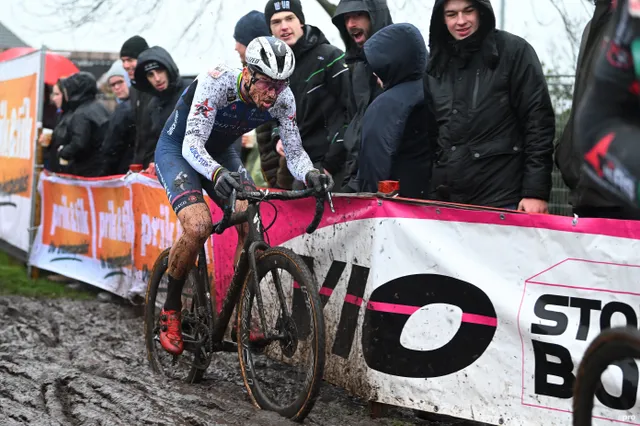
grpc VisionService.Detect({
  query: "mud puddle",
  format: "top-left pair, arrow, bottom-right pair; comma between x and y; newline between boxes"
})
0,296 -> 473,426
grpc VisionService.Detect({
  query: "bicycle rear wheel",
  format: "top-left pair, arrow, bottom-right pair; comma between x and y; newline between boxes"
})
144,247 -> 213,383
573,326 -> 640,426
236,247 -> 325,422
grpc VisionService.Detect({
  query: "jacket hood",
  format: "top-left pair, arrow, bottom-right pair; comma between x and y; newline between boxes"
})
332,0 -> 393,59
364,23 -> 427,89
59,72 -> 98,111
133,46 -> 181,94
429,0 -> 496,49
292,25 -> 329,57
428,0 -> 498,75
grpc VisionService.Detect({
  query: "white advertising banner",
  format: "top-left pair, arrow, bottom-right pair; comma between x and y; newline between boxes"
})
0,50 -> 42,254
212,197 -> 640,426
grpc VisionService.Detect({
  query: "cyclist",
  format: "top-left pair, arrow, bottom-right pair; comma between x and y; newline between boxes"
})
577,0 -> 640,210
154,36 -> 332,356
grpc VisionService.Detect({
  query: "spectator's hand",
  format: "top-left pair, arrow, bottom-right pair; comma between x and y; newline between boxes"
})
305,169 -> 334,195
213,168 -> 242,199
276,139 -> 285,157
323,168 -> 332,177
517,198 -> 548,214
144,162 -> 156,176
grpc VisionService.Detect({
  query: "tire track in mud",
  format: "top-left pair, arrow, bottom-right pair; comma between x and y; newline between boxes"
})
0,297 -> 465,426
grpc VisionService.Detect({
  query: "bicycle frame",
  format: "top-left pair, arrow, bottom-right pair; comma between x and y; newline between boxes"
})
199,202 -> 269,351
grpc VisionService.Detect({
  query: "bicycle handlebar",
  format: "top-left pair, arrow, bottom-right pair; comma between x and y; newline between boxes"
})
213,187 -> 332,235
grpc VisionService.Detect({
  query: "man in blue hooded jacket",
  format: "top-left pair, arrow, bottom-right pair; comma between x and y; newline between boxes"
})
357,23 -> 433,198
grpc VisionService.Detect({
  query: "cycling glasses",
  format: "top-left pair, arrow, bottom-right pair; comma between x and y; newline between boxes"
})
250,71 -> 289,94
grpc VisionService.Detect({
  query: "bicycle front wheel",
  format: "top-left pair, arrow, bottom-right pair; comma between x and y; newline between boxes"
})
236,247 -> 325,422
573,326 -> 640,426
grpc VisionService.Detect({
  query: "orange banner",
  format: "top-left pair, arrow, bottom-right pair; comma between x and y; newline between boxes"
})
92,184 -> 133,276
0,74 -> 37,199
41,179 -> 93,259
131,181 -> 181,281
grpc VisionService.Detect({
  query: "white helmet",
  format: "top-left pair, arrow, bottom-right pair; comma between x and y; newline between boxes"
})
245,36 -> 295,80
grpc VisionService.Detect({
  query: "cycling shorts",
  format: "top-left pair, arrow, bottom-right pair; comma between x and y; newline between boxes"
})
155,134 -> 253,215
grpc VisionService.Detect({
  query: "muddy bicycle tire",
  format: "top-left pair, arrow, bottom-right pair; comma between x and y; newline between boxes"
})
236,247 -> 325,422
144,247 -> 213,384
573,326 -> 640,426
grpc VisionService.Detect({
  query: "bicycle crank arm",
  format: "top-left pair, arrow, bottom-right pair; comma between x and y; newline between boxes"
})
212,339 -> 239,353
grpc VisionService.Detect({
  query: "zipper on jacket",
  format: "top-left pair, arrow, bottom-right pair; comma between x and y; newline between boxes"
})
472,69 -> 480,109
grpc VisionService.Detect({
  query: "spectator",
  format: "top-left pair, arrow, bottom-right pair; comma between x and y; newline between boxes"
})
266,0 -> 351,189
99,60 -> 136,175
426,0 -> 555,211
332,0 -> 393,192
233,10 -> 273,187
555,1 -> 634,219
120,35 -> 154,170
358,23 -> 433,198
39,82 -> 70,173
57,72 -> 111,177
133,46 -> 189,169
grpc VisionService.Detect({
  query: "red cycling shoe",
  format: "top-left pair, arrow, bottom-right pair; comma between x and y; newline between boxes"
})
159,309 -> 184,356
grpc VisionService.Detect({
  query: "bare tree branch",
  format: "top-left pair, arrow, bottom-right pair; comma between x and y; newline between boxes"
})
315,0 -> 338,16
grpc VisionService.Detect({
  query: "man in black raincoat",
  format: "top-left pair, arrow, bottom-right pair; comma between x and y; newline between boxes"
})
132,46 -> 190,169
265,0 -> 351,188
332,0 -> 393,192
427,0 -> 555,211
358,23 -> 433,198
57,72 -> 110,177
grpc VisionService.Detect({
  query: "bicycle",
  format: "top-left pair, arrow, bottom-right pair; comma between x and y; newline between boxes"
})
572,326 -> 640,425
144,185 -> 333,422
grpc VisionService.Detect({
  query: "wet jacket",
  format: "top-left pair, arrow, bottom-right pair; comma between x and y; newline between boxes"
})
332,0 -> 393,191
556,1 -> 621,210
256,121 -> 280,187
128,86 -> 154,169
45,110 -> 72,174
133,46 -> 190,167
100,98 -> 135,175
58,72 -> 110,177
427,0 -> 555,207
359,23 -> 433,198
288,25 -> 351,177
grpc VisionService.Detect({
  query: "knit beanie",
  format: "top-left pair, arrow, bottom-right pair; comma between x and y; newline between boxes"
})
264,0 -> 305,27
234,11 -> 271,46
104,60 -> 131,86
120,35 -> 149,59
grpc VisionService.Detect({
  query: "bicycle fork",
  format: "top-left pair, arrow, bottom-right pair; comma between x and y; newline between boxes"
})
247,241 -> 295,349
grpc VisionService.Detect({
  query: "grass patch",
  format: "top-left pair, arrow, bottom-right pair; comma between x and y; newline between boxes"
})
0,252 -> 93,300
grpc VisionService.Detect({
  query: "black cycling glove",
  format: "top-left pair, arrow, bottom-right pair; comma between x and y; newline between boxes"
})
305,169 -> 334,195
213,168 -> 242,199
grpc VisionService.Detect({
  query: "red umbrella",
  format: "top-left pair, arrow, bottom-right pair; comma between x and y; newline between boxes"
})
0,47 -> 80,85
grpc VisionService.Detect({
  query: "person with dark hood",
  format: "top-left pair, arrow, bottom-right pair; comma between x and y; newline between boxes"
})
426,0 -> 555,211
119,35 -> 153,172
575,0 -> 640,212
357,23 -> 433,198
132,46 -> 189,169
555,1 -> 636,219
332,0 -> 393,192
99,60 -> 136,175
233,10 -> 275,188
266,0 -> 352,189
56,72 -> 110,177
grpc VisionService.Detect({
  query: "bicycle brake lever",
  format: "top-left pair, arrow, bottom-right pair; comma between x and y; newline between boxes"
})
323,183 -> 335,213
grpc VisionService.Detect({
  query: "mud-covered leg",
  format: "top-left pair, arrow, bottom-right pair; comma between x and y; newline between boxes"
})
165,203 -> 214,311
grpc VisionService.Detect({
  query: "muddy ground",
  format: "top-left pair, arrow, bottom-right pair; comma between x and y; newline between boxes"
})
0,296 -> 478,426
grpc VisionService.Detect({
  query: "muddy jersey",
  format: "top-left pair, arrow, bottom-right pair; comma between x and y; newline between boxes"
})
162,64 -> 314,182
